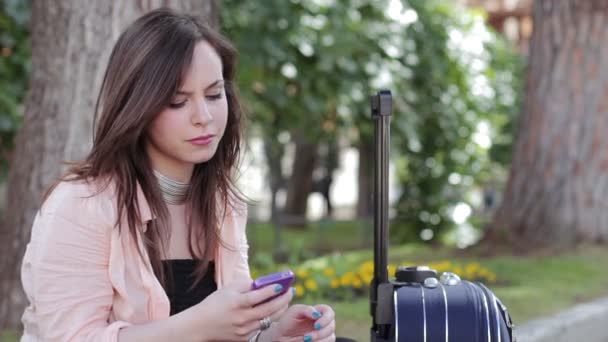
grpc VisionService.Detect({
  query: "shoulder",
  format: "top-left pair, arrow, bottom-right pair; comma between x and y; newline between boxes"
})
40,177 -> 118,226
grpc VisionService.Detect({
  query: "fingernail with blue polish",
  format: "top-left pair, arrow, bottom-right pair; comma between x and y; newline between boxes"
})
274,284 -> 283,293
304,335 -> 312,342
312,311 -> 322,318
292,287 -> 296,296
315,322 -> 322,330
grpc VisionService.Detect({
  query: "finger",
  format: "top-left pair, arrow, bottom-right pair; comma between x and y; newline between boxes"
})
297,304 -> 321,319
314,304 -> 334,316
268,297 -> 289,322
289,285 -> 296,302
226,278 -> 255,293
269,303 -> 288,322
238,319 -> 265,340
314,320 -> 336,339
241,282 -> 287,307
240,312 -> 285,340
305,321 -> 336,341
311,304 -> 335,327
250,287 -> 293,320
239,290 -> 293,328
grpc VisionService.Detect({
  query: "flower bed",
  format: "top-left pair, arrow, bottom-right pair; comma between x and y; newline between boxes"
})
252,257 -> 497,301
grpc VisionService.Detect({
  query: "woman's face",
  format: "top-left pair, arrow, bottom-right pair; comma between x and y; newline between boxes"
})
146,40 -> 228,182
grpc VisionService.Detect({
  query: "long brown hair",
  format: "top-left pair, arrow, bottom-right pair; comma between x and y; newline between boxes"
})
44,8 -> 247,290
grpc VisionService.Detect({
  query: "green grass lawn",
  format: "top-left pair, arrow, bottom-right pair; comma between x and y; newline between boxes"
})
0,331 -> 17,342
248,220 -> 374,256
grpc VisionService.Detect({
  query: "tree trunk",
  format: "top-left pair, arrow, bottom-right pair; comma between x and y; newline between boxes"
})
262,129 -> 286,221
262,135 -> 287,259
0,0 -> 219,330
284,130 -> 318,226
357,137 -> 374,218
487,0 -> 608,252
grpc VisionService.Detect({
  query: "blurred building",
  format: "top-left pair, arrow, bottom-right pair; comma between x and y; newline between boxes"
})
460,0 -> 533,54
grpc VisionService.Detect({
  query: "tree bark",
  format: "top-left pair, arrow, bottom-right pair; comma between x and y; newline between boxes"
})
0,0 -> 219,330
262,134 -> 287,259
284,130 -> 318,226
488,0 -> 608,252
357,138 -> 374,218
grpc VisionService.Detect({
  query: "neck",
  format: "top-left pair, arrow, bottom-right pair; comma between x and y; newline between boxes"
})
153,169 -> 190,205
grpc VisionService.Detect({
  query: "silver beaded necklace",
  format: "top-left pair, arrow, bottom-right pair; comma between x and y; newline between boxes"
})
153,169 -> 190,205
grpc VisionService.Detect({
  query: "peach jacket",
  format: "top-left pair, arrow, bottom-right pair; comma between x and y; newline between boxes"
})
20,179 -> 251,341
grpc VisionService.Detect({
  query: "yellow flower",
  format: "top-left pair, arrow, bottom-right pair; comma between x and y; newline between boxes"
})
295,285 -> 304,297
360,261 -> 374,274
361,273 -> 373,285
304,279 -> 318,291
330,278 -> 340,288
340,272 -> 356,286
296,269 -> 310,278
323,267 -> 336,277
466,262 -> 480,275
352,278 -> 362,288
429,261 -> 451,273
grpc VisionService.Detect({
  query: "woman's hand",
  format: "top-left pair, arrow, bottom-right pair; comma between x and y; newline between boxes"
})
191,280 -> 294,341
269,304 -> 336,342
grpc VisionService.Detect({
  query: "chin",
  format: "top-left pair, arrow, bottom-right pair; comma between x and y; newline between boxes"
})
181,143 -> 221,165
189,151 -> 218,165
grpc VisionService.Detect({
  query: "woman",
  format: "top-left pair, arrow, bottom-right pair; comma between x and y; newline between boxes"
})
20,8 -> 336,342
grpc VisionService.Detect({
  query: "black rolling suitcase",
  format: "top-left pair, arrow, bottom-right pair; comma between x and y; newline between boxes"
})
368,90 -> 516,342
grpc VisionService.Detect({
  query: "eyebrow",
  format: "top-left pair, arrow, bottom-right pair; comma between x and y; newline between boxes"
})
175,79 -> 224,95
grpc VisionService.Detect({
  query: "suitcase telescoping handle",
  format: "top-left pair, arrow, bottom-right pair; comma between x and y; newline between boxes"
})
370,90 -> 392,340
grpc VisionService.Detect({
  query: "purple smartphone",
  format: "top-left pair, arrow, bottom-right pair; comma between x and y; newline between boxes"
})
251,270 -> 295,305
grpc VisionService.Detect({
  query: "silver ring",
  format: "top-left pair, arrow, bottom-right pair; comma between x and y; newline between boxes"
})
259,316 -> 272,330
247,330 -> 262,342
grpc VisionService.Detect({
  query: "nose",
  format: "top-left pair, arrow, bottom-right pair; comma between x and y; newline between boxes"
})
191,99 -> 214,126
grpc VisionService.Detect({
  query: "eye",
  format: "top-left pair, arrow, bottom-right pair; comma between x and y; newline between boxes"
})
206,93 -> 223,101
169,100 -> 187,109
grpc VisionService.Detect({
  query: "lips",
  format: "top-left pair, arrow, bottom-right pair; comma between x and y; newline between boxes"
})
188,134 -> 215,145
188,134 -> 214,141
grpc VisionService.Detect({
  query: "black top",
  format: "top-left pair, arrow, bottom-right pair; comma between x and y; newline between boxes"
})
161,259 -> 217,316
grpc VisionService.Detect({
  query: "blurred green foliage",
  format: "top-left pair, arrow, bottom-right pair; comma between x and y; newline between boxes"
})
0,0 -> 29,182
222,0 -> 391,141
222,0 -> 524,244
390,0 -> 524,243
